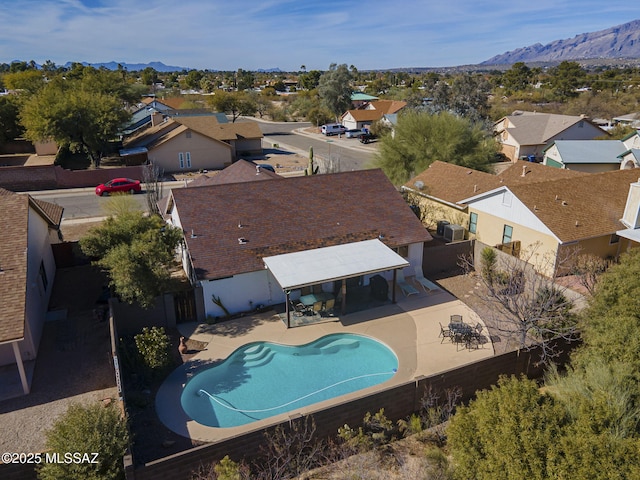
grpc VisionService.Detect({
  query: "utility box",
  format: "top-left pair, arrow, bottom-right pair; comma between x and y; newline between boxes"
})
436,220 -> 450,236
444,224 -> 465,242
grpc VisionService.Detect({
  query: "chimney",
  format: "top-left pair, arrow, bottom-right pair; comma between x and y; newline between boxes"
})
150,111 -> 164,126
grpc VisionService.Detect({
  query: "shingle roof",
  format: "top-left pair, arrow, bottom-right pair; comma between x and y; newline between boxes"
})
187,159 -> 280,187
548,140 -> 627,165
174,117 -> 263,142
0,189 -> 62,343
507,169 -> 640,242
402,160 -> 587,206
497,112 -> 601,146
172,169 -> 432,280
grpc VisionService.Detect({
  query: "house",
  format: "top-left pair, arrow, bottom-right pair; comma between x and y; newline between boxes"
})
542,131 -> 640,172
0,188 -> 63,396
542,140 -> 628,172
613,112 -> 640,129
164,169 -> 432,323
402,160 -> 587,233
186,158 -> 280,188
350,92 -> 378,109
341,100 -> 407,130
494,112 -> 606,162
619,130 -> 640,169
460,169 -> 640,277
121,116 -> 263,173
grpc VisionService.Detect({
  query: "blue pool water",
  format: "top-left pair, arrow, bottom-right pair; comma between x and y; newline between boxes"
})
181,333 -> 398,428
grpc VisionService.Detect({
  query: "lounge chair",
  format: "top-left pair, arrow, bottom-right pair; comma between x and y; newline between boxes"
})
412,266 -> 441,293
396,270 -> 419,297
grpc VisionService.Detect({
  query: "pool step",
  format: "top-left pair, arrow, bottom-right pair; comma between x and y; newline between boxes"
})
232,344 -> 275,367
317,338 -> 360,354
244,350 -> 276,368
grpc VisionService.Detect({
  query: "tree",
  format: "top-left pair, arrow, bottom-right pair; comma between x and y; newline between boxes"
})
548,61 -> 585,100
318,63 -> 352,121
299,70 -> 322,90
448,74 -> 491,120
38,402 -> 129,480
460,245 -> 578,363
502,62 -> 533,93
207,91 -> 256,122
0,95 -> 24,143
373,110 -> 497,184
79,210 -> 183,308
20,76 -> 130,167
448,375 -> 567,480
2,69 -> 46,94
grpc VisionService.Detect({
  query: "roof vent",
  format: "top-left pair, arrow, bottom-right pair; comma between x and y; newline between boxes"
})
575,220 -> 579,227
238,222 -> 243,228
562,200 -> 568,206
238,237 -> 247,245
414,180 -> 424,190
256,165 -> 261,175
555,194 -> 559,201
521,165 -> 527,177
473,184 -> 478,193
190,229 -> 197,238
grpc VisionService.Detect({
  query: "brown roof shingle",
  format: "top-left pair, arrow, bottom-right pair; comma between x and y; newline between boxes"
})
172,169 -> 431,280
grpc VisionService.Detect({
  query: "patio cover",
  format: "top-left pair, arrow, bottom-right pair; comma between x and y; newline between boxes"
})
263,239 -> 409,290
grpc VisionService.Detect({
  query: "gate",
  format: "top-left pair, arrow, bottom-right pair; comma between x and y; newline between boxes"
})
174,289 -> 197,323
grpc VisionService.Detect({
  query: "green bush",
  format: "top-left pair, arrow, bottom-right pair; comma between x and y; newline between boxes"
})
38,402 -> 129,480
134,326 -> 171,371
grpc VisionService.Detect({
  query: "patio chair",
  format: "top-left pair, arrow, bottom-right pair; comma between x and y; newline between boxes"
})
291,300 -> 306,317
312,301 -> 323,313
439,321 -> 452,343
450,314 -> 463,324
324,298 -> 335,314
412,266 -> 441,293
396,270 -> 419,297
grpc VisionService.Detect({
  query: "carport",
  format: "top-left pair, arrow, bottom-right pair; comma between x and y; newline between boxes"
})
263,239 -> 409,327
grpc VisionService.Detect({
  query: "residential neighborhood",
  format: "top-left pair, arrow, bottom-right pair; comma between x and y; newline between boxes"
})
2,49 -> 640,479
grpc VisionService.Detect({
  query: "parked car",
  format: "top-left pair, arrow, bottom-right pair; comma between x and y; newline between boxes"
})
359,133 -> 376,144
321,123 -> 347,136
95,178 -> 142,196
345,129 -> 366,138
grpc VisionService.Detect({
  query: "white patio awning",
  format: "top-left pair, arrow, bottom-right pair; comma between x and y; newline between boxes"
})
617,227 -> 640,243
263,239 -> 409,290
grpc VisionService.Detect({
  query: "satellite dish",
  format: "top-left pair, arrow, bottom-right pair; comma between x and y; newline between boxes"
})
414,180 -> 424,190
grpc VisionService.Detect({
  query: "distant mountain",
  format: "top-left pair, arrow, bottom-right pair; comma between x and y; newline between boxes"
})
482,19 -> 640,65
63,61 -> 188,72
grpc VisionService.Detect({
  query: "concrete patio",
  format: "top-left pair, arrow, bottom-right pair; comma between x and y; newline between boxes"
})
157,285 -> 494,443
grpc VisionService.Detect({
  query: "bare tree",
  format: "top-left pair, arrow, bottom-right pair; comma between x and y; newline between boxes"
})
459,243 -> 579,364
570,252 -> 610,296
142,163 -> 164,215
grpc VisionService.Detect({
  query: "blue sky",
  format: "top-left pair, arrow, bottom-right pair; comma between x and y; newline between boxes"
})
0,0 -> 637,71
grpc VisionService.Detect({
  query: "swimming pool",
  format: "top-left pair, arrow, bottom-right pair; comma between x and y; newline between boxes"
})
180,333 -> 398,428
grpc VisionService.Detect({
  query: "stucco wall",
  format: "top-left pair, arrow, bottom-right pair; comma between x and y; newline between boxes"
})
148,131 -> 231,173
405,192 -> 468,231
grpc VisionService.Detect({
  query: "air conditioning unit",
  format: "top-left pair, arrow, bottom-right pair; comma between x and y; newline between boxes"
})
443,224 -> 465,242
436,220 -> 450,236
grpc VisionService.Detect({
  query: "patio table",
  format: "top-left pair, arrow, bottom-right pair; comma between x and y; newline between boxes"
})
299,292 -> 334,307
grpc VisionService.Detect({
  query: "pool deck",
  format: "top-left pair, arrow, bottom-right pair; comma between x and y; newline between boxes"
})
156,287 -> 494,443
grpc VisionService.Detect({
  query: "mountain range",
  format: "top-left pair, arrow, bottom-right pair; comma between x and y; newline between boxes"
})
482,19 -> 640,65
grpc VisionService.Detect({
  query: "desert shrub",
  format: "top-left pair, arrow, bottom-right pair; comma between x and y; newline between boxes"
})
134,326 -> 171,371
38,402 -> 129,480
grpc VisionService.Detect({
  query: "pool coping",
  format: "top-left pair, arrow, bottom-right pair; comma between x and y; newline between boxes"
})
156,290 -> 494,443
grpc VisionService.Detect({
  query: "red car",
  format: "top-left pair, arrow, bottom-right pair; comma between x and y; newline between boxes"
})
95,178 -> 142,196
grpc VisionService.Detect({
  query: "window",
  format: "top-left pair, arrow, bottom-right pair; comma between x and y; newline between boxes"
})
186,152 -> 191,168
502,225 -> 513,244
469,212 -> 478,234
39,261 -> 48,290
610,233 -> 620,245
502,191 -> 513,207
178,152 -> 184,169
396,245 -> 409,258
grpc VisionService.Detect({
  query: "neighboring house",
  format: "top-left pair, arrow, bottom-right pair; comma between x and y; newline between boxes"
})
542,140 -> 628,172
187,159 -> 280,188
164,169 -> 432,323
122,117 -> 263,173
341,100 -> 406,130
402,160 -> 587,233
613,112 -> 640,129
494,112 -> 606,162
460,169 -> 640,277
351,92 -> 378,109
619,130 -> 640,169
0,188 -> 63,396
